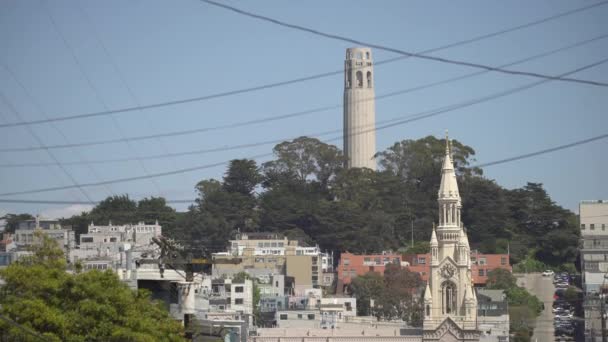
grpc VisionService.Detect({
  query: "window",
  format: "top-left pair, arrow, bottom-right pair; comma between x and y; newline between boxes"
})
365,51 -> 370,59
479,269 -> 485,276
271,242 -> 277,247
280,314 -> 288,320
235,298 -> 244,305
275,281 -> 279,287
307,314 -> 315,320
81,237 -> 94,243
235,286 -> 244,293
426,305 -> 430,316
374,257 -> 381,265
418,257 -> 426,265
603,224 -> 606,231
297,314 -> 303,319
442,282 -> 457,314
345,302 -> 352,311
356,71 -> 363,87
343,258 -> 350,266
278,242 -> 284,247
110,237 -> 117,242
393,257 -> 400,264
501,257 -> 507,266
581,224 -> 586,230
366,71 -> 372,88
364,257 -> 371,263
479,257 -> 487,265
591,224 -> 595,230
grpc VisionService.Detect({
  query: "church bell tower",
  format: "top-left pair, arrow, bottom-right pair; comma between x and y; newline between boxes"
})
422,132 -> 480,342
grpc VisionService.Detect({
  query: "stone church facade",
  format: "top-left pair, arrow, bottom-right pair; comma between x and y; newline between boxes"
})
422,134 -> 480,342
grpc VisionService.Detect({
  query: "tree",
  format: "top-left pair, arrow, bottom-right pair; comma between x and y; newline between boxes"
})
222,159 -> 261,196
349,272 -> 384,316
0,232 -> 184,341
486,268 -> 517,290
262,136 -> 344,189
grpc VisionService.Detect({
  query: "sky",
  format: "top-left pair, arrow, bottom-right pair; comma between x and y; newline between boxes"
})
0,0 -> 606,219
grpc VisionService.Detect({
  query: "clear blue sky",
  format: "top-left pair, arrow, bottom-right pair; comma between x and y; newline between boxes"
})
0,0 -> 606,218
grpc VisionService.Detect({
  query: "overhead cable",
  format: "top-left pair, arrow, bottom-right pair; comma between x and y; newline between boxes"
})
2,32 -> 606,154
201,0 -> 608,87
0,56 -> 606,197
0,1 -> 605,129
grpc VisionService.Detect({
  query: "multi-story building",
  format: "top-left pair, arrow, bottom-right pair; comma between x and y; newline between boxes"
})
405,252 -> 511,285
13,217 -> 75,256
212,233 -> 333,291
70,221 -> 162,269
579,200 -> 608,341
476,289 -> 509,342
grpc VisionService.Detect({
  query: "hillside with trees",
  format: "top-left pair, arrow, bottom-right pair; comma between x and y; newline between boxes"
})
7,135 -> 579,269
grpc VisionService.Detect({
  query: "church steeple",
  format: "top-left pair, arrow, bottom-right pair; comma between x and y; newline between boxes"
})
423,132 -> 479,340
437,131 -> 461,229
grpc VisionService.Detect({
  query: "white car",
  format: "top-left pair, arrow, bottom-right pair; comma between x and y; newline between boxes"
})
542,270 -> 555,277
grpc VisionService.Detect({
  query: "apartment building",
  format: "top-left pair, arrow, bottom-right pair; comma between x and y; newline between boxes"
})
579,200 -> 608,341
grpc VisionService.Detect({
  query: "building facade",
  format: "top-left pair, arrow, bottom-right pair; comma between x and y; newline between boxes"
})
422,135 -> 480,341
405,252 -> 511,285
579,200 -> 608,341
343,47 -> 376,170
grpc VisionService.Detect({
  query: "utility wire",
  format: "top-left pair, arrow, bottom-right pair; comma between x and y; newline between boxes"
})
73,1 -> 174,158
201,0 -> 608,87
41,0 -> 163,196
0,64 -> 116,197
0,91 -> 96,204
0,56 -> 606,198
471,133 -> 608,168
0,1 -> 604,129
1,51 -> 605,174
2,32 -> 606,154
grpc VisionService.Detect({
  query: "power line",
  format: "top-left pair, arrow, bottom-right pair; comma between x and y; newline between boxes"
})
0,56 -> 605,197
0,1 -> 604,130
201,0 -> 608,88
41,0 -> 164,196
0,63 -> 116,197
2,32 -> 606,153
0,91 -> 96,204
472,133 -> 608,168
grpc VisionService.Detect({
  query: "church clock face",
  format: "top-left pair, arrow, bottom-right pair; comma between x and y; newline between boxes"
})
440,264 -> 456,279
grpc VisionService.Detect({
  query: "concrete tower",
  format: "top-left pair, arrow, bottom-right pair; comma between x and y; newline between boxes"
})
343,47 -> 376,170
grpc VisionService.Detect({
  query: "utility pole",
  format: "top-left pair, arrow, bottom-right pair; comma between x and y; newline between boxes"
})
411,218 -> 414,249
602,294 -> 607,342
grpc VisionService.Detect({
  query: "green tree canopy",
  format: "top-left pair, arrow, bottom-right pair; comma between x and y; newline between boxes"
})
0,232 -> 184,341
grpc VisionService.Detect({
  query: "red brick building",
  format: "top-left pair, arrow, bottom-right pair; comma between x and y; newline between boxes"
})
337,252 -> 403,285
337,251 -> 511,287
402,251 -> 511,285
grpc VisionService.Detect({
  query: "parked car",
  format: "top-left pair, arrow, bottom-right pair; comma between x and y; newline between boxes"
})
543,270 -> 555,277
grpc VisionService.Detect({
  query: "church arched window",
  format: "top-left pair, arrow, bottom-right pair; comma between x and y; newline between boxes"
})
356,71 -> 363,87
367,71 -> 372,88
441,281 -> 457,314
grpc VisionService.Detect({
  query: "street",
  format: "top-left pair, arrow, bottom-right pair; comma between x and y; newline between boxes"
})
520,273 -> 556,342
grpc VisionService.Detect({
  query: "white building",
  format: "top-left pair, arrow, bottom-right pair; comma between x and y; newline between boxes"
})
343,47 -> 376,170
579,200 -> 608,341
70,221 -> 162,268
13,217 -> 75,255
422,134 -> 480,341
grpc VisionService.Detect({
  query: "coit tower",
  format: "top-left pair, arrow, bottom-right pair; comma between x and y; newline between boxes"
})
343,47 -> 376,170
